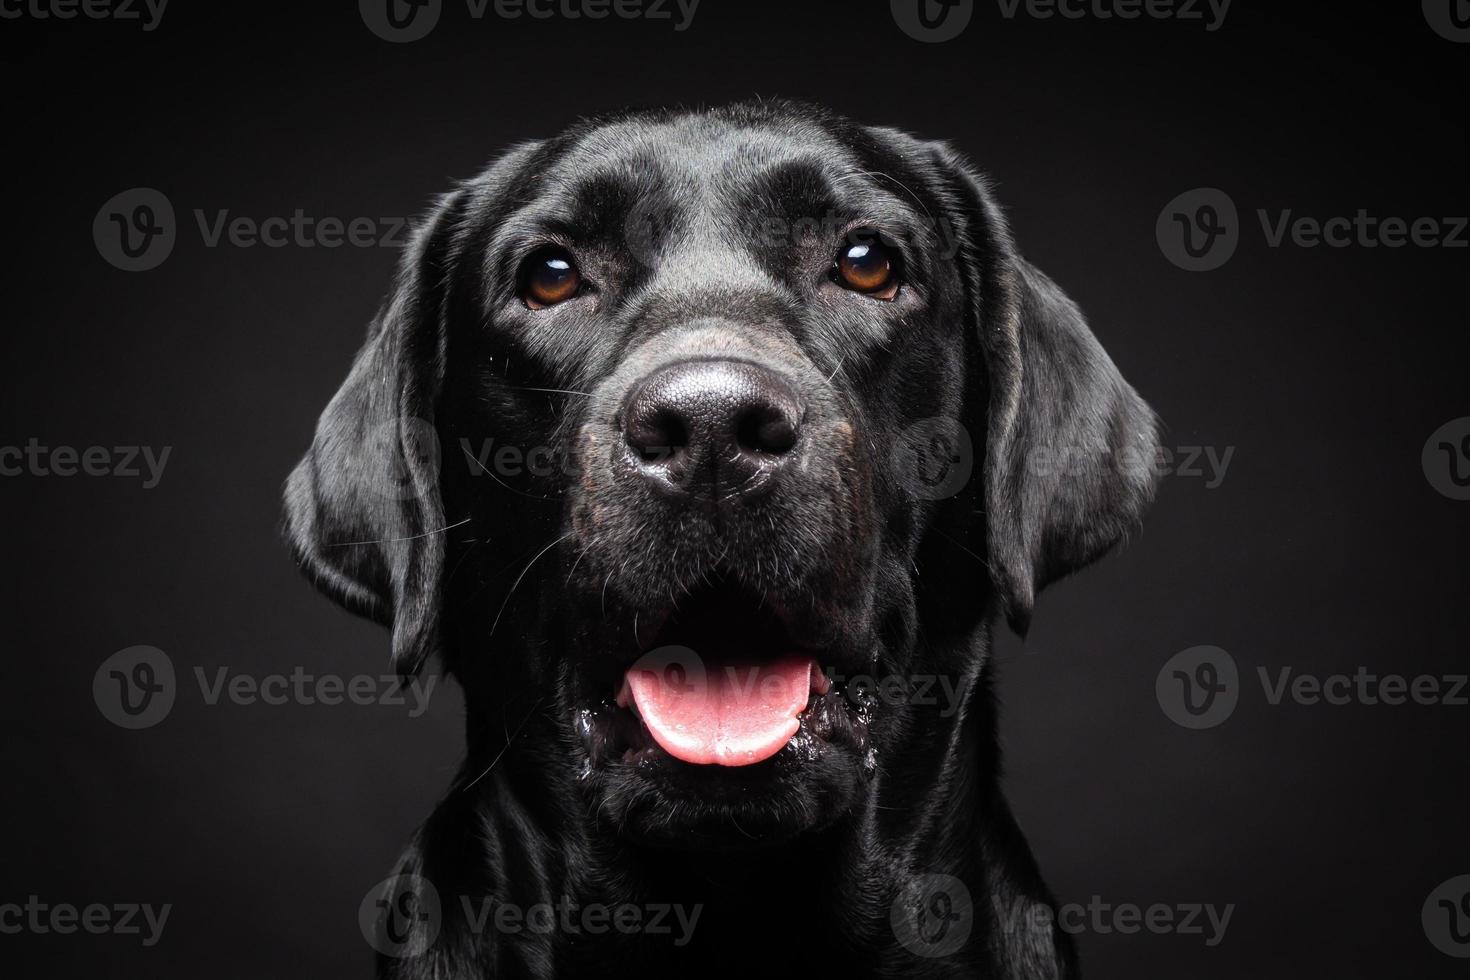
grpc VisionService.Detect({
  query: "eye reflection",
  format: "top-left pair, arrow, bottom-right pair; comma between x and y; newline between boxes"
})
521,248 -> 581,308
834,234 -> 898,298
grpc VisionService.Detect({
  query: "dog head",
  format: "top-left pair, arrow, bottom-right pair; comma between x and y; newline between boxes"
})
284,101 -> 1159,847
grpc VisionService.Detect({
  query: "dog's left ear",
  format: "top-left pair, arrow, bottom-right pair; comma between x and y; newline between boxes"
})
932,145 -> 1162,635
282,190 -> 466,675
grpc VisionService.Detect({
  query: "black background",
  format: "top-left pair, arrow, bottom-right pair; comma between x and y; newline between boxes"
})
3,2 -> 1468,976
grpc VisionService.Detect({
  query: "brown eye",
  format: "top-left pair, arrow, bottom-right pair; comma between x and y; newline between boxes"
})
521,248 -> 581,308
834,235 -> 899,299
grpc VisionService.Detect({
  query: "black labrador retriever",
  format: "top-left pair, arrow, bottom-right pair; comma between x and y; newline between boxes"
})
284,100 -> 1159,978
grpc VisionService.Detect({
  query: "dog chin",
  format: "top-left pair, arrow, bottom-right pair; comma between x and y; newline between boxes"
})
580,727 -> 875,849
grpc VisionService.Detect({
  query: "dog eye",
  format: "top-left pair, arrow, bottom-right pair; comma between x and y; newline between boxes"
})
520,248 -> 581,308
834,234 -> 899,299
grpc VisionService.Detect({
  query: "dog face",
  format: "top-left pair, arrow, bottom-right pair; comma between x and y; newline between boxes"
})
285,102 -> 1158,848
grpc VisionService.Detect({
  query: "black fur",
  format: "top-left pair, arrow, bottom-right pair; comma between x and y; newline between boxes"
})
284,100 -> 1159,978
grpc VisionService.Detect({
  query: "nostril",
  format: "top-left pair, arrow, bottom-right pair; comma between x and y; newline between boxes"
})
627,408 -> 690,464
734,406 -> 798,456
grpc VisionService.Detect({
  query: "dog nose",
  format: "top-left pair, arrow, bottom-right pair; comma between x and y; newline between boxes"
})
622,360 -> 803,497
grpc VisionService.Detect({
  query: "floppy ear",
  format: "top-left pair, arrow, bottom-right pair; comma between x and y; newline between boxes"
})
936,148 -> 1162,635
283,190 -> 466,675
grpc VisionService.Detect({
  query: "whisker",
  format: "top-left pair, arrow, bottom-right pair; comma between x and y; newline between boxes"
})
505,385 -> 592,397
461,444 -> 559,502
461,696 -> 544,791
326,516 -> 471,548
565,544 -> 593,586
490,532 -> 574,639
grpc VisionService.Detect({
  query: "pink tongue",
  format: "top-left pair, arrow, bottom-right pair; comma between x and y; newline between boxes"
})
621,653 -> 828,766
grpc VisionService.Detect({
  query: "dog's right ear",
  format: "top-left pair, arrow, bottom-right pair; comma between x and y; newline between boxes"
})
282,189 -> 467,676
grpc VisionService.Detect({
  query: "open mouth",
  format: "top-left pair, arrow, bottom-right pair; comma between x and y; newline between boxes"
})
618,650 -> 830,766
578,584 -> 873,772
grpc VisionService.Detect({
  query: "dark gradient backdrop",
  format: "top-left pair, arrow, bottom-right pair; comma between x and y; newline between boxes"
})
3,2 -> 1467,976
